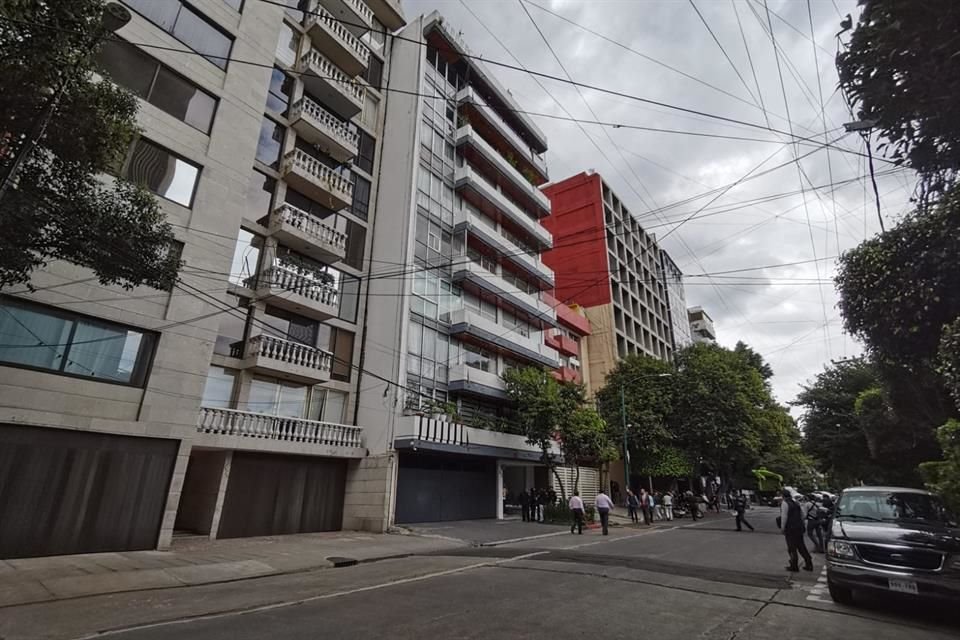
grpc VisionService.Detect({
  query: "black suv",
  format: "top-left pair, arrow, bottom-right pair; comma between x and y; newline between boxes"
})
826,487 -> 960,604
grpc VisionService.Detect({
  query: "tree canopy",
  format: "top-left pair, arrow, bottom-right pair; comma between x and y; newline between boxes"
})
837,0 -> 960,199
0,0 -> 180,290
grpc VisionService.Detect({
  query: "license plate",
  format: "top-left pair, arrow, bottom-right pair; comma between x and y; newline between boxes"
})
888,579 -> 918,594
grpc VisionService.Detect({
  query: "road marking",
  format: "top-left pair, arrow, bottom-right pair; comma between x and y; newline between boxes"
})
806,567 -> 833,604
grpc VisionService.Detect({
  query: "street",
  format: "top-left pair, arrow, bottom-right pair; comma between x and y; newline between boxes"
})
1,508 -> 956,640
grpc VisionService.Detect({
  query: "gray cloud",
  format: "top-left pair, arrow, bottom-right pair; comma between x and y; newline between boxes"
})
399,0 -> 914,409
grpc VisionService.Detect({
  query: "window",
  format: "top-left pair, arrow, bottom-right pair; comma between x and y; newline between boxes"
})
229,229 -> 261,285
363,55 -> 383,88
247,376 -> 309,418
361,18 -> 386,55
344,219 -> 366,270
328,327 -> 354,382
124,138 -> 200,207
255,116 -> 285,168
201,366 -> 237,408
338,273 -> 359,323
276,21 -> 300,66
245,169 -> 275,218
266,67 -> 294,115
0,297 -> 156,386
464,343 -> 492,373
355,131 -> 375,174
97,40 -> 217,133
361,92 -> 379,130
125,0 -> 233,69
350,174 -> 371,220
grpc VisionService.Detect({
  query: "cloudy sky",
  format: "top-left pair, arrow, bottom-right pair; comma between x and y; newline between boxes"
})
399,0 -> 915,409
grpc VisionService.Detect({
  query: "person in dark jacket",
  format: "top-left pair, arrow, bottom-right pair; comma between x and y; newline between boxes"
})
734,490 -> 754,531
627,489 -> 640,523
519,489 -> 530,522
779,490 -> 813,572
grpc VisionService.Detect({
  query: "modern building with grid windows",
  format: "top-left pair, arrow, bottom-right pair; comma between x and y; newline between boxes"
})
356,12 -> 564,525
0,0 -> 406,559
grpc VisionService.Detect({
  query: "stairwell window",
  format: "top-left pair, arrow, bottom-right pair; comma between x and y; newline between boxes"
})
123,138 -> 201,207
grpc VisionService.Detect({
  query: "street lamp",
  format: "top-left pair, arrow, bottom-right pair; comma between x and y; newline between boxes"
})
618,372 -> 672,495
0,2 -> 132,202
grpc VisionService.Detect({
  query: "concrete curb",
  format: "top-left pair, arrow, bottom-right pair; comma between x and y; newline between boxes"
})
478,530 -> 575,547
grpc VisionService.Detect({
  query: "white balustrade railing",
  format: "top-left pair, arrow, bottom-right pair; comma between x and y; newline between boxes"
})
247,334 -> 333,373
198,407 -> 363,448
342,0 -> 374,27
250,264 -> 340,308
306,3 -> 370,67
290,97 -> 359,151
299,48 -> 364,105
273,203 -> 348,252
282,149 -> 354,201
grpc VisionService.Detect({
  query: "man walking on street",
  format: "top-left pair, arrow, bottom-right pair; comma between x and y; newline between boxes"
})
805,495 -> 824,553
520,489 -> 530,522
686,490 -> 701,520
569,490 -> 585,534
596,488 -> 614,535
627,489 -> 640,523
779,490 -> 813,572
663,491 -> 674,520
640,488 -> 651,524
734,490 -> 754,532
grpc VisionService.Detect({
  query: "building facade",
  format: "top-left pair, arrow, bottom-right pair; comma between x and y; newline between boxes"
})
661,251 -> 692,350
0,0 -> 406,559
542,171 -> 679,396
356,12 -> 563,525
688,306 -> 717,344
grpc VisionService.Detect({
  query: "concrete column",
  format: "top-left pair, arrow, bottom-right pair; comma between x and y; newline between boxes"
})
208,451 -> 234,539
157,439 -> 192,550
496,460 -> 504,520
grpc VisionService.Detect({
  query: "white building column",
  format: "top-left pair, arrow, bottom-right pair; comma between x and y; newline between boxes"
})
496,460 -> 504,519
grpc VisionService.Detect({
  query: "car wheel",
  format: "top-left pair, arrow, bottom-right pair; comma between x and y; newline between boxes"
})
827,581 -> 853,605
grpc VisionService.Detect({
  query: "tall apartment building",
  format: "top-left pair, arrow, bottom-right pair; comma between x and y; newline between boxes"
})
0,0 -> 405,559
661,251 -> 692,350
542,171 -> 679,395
357,12 -> 564,525
688,306 -> 717,344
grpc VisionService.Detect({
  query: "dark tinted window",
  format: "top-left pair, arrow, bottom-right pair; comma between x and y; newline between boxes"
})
124,138 -> 200,207
329,327 -> 354,382
266,68 -> 293,115
338,273 -> 359,323
246,169 -> 275,218
350,174 -> 370,220
356,130 -> 375,174
364,55 -> 383,88
96,40 -> 154,97
344,220 -> 365,270
126,0 -> 233,69
256,116 -> 285,168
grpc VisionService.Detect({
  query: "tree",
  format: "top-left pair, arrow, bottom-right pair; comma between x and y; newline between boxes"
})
559,406 -> 616,494
940,319 -> 960,412
837,0 -> 960,199
919,420 -> 960,514
734,341 -> 773,381
0,0 -> 180,291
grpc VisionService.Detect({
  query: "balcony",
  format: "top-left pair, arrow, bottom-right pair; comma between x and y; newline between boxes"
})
447,364 -> 509,400
544,293 -> 592,336
281,149 -> 353,211
297,48 -> 364,118
447,308 -> 559,369
545,331 -> 579,357
304,2 -> 370,76
452,260 -> 557,328
552,366 -> 582,385
232,334 -> 333,384
197,407 -> 364,455
455,125 -> 550,217
453,208 -> 554,290
266,203 -> 347,264
244,264 -> 339,321
289,97 -> 359,163
316,0 -> 374,36
456,86 -> 548,184
455,166 -> 552,250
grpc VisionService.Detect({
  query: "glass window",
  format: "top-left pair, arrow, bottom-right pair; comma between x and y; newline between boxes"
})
255,116 -> 285,168
124,138 -> 200,207
276,22 -> 300,67
320,389 -> 348,423
229,229 -> 261,285
0,298 -> 156,386
126,0 -> 233,69
150,67 -> 217,132
350,174 -> 371,220
214,293 -> 248,356
329,328 -> 354,382
266,67 -> 293,115
364,55 -> 383,88
201,366 -> 237,408
344,219 -> 365,270
95,39 -> 155,98
361,93 -> 379,130
245,169 -> 275,219
338,272 -> 359,323
356,131 -> 375,174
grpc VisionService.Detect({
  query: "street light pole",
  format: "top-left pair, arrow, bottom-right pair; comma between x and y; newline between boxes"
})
617,372 -> 671,496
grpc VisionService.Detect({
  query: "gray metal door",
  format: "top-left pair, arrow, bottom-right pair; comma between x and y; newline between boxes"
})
395,452 -> 495,523
0,424 -> 178,559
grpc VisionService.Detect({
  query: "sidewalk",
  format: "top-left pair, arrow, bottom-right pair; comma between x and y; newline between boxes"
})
0,530 -> 466,609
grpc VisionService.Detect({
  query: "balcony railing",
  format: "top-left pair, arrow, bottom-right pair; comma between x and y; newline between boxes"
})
298,48 -> 364,116
197,407 -> 362,448
457,87 -> 548,180
247,264 -> 340,308
241,334 -> 333,374
343,0 -> 374,26
454,207 -> 554,288
304,3 -> 370,74
272,203 -> 347,253
455,166 -> 552,249
281,148 -> 353,209
289,96 -> 359,161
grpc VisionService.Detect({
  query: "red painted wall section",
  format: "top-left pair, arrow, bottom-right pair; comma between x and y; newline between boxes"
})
542,172 -> 611,308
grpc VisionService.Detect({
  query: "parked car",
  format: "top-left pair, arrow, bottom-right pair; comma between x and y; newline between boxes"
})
826,486 -> 960,605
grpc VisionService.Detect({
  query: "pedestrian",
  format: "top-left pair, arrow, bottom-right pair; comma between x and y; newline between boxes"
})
663,491 -> 674,521
596,488 -> 614,535
519,489 -> 530,522
710,494 -> 721,513
820,495 -> 835,543
639,488 -> 650,524
779,490 -> 813,572
569,490 -> 585,534
627,489 -> 640,523
529,488 -> 539,522
647,490 -> 657,522
547,486 -> 557,508
656,492 -> 667,520
734,490 -> 754,532
686,490 -> 701,520
805,495 -> 824,553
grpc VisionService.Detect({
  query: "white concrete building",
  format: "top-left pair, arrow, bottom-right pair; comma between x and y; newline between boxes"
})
356,12 -> 561,524
688,306 -> 717,344
0,0 -> 405,559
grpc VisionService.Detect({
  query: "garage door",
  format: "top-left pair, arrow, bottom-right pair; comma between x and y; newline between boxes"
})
217,452 -> 347,539
0,424 -> 178,559
395,452 -> 495,523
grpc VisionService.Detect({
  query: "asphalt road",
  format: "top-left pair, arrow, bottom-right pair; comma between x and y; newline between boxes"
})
2,507 -> 957,640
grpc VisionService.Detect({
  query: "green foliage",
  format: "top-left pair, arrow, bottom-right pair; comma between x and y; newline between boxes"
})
543,502 -> 595,525
633,445 -> 691,478
920,420 -> 960,513
837,0 -> 960,198
0,0 -> 180,290
939,319 -> 960,412
734,341 -> 774,380
595,354 -> 674,459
